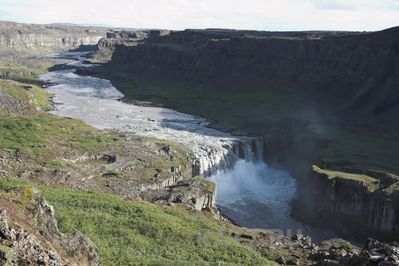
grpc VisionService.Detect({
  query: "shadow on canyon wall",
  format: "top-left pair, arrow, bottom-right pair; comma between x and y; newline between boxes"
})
86,27 -> 399,242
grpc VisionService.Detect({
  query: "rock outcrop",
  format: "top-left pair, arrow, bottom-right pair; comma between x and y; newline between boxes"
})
0,21 -> 106,51
93,29 -> 171,62
250,231 -> 399,265
354,238 -> 399,265
142,178 -> 217,211
0,190 -> 99,265
296,166 -> 399,242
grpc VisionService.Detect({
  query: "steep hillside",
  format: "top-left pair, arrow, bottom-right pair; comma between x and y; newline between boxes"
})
91,27 -> 399,241
107,27 -> 399,128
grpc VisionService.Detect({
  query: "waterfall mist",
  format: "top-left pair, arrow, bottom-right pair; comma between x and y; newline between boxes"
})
210,160 -> 338,242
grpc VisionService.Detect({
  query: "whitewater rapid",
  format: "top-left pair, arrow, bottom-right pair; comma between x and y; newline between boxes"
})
40,52 -> 262,176
41,52 -> 338,242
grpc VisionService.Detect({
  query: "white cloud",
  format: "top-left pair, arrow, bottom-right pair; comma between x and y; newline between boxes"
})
0,0 -> 398,31
311,0 -> 399,11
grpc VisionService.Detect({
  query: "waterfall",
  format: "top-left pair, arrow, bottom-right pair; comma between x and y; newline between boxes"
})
40,51 -> 265,181
193,137 -> 264,177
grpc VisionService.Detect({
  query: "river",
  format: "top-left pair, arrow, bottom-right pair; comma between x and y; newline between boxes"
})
41,51 -> 338,243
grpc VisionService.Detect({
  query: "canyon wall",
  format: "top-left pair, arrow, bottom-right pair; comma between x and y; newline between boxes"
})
295,168 -> 399,242
108,27 -> 399,126
0,21 -> 107,51
101,27 -> 399,242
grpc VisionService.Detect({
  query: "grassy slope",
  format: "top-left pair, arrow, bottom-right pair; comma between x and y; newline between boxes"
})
41,185 -> 274,265
0,64 -> 275,265
0,73 -> 121,159
0,177 -> 274,265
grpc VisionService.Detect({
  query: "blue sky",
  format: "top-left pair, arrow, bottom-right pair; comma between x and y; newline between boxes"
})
0,0 -> 398,31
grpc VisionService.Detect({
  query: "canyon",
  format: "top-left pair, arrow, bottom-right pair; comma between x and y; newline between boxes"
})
1,20 -> 399,265
89,27 -> 399,243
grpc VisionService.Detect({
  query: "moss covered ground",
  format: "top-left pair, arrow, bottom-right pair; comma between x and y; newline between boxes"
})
0,177 -> 275,265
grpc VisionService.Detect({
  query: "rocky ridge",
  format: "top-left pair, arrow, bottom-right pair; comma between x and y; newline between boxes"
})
0,21 -> 106,50
0,189 -> 99,265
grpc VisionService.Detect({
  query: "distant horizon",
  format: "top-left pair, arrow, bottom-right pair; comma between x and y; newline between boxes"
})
1,0 -> 399,32
1,19 -> 398,33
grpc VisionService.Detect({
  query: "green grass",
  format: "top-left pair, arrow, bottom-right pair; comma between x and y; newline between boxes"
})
0,79 -> 31,103
320,129 -> 399,175
146,137 -> 193,172
0,178 -> 274,265
69,135 -> 120,152
112,77 -> 297,132
0,60 -> 52,80
312,165 -> 380,192
0,78 -> 117,155
0,244 -> 17,265
0,115 -> 119,156
44,159 -> 67,168
31,86 -> 53,111
40,186 -> 274,265
0,79 -> 52,112
0,177 -> 34,206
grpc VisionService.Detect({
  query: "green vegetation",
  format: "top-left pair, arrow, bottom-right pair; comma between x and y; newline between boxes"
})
146,137 -> 193,171
0,79 -> 52,112
0,79 -> 30,104
320,129 -> 399,175
0,77 -> 121,157
31,86 -> 53,111
0,59 -> 276,265
0,59 -> 52,86
312,165 -> 380,192
42,186 -> 274,265
110,75 -> 399,182
44,159 -> 67,168
113,77 -> 297,132
0,177 -> 34,206
385,182 -> 399,195
69,135 -> 120,152
0,244 -> 17,265
0,115 -> 120,156
0,178 -> 274,265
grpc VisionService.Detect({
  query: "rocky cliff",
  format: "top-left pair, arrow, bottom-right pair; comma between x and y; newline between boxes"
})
295,166 -> 399,242
93,29 -> 171,62
0,21 -> 107,51
108,27 -> 399,126
0,189 -> 99,265
97,27 -> 399,242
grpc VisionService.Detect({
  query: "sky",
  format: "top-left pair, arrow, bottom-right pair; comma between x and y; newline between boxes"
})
0,0 -> 398,31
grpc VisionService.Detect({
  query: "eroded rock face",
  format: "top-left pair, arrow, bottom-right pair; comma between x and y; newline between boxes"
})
142,178 -> 217,211
251,231 -> 399,265
297,170 -> 399,242
93,30 -> 171,62
0,191 -> 99,266
105,27 -> 399,129
0,21 -> 106,50
29,192 -> 99,265
354,238 -> 399,265
0,87 -> 26,115
0,214 -> 63,265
